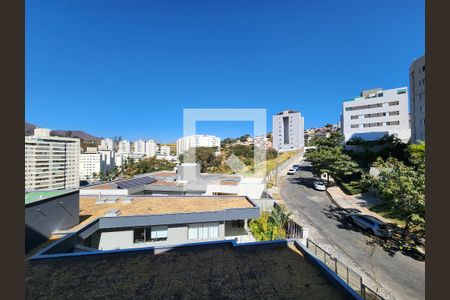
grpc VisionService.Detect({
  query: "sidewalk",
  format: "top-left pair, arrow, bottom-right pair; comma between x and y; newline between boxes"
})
326,185 -> 391,224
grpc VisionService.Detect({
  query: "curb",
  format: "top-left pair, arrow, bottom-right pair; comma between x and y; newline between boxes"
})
326,189 -> 345,209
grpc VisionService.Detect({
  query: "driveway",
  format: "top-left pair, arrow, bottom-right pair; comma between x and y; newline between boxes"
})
280,160 -> 425,300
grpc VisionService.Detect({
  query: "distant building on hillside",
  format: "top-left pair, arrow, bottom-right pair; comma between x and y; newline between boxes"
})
117,140 -> 131,154
99,138 -> 114,151
159,145 -> 172,156
341,87 -> 411,143
409,55 -> 426,143
25,128 -> 80,191
133,139 -> 146,155
145,140 -> 158,157
176,134 -> 221,157
272,110 -> 305,152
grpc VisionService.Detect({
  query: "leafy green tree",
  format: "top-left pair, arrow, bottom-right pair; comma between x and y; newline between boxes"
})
179,147 -> 221,172
406,141 -> 425,168
239,134 -> 251,142
364,156 -> 425,239
269,204 -> 292,229
249,205 -> 291,241
306,146 -> 359,185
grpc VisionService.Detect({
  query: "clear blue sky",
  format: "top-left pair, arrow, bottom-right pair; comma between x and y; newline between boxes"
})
25,0 -> 424,143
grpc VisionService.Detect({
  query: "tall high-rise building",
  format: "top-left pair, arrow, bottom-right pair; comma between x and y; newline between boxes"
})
341,87 -> 411,143
272,110 -> 305,151
409,55 -> 426,142
133,139 -> 146,155
117,140 -> 131,154
25,128 -> 80,191
145,140 -> 158,157
176,135 -> 221,157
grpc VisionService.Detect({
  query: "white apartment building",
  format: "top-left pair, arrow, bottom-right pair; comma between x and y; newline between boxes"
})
176,135 -> 221,157
133,139 -> 146,155
341,87 -> 411,143
409,55 -> 426,142
79,153 -> 101,180
159,145 -> 172,156
118,140 -> 131,154
25,128 -> 80,191
99,138 -> 114,151
145,140 -> 158,157
272,110 -> 305,151
114,153 -> 129,168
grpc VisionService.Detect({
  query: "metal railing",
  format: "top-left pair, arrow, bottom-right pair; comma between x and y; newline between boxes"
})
286,219 -> 303,239
306,238 -> 387,300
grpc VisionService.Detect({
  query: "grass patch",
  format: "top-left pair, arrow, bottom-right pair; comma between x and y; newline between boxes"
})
370,204 -> 406,227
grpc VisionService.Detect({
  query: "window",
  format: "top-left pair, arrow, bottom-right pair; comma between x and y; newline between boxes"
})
397,89 -> 407,94
351,124 -> 359,129
389,111 -> 400,116
389,101 -> 399,106
363,122 -> 383,128
386,121 -> 400,126
351,115 -> 359,120
133,226 -> 168,243
188,222 -> 219,240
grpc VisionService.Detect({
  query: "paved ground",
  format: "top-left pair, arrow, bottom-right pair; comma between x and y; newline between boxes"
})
280,160 -> 425,300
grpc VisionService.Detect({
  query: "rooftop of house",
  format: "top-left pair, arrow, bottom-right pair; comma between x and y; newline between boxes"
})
25,190 -> 75,205
26,242 -> 348,299
71,195 -> 255,231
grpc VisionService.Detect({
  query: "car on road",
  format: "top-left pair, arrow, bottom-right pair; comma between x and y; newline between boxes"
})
312,180 -> 326,191
287,168 -> 296,175
346,213 -> 392,238
292,164 -> 300,171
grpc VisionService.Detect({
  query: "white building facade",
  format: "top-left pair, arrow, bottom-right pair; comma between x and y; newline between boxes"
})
341,87 -> 411,143
99,138 -> 114,151
272,110 -> 305,151
79,153 -> 101,180
133,139 -> 146,155
176,135 -> 221,157
118,140 -> 131,154
409,55 -> 426,143
145,140 -> 158,157
25,128 -> 80,191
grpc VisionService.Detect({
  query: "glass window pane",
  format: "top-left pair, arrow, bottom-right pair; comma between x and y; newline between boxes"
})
210,225 -> 219,238
188,225 -> 198,240
134,228 -> 145,243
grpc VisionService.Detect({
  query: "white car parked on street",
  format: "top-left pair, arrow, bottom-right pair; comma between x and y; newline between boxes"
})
313,180 -> 326,191
287,169 -> 296,175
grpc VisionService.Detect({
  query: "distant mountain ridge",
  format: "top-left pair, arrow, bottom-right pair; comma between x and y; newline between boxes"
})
25,122 -> 101,141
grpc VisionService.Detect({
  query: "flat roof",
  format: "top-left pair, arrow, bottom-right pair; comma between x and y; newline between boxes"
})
26,242 -> 348,299
73,196 -> 255,231
25,190 -> 74,205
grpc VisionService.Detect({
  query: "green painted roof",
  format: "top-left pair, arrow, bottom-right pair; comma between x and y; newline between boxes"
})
25,190 -> 73,205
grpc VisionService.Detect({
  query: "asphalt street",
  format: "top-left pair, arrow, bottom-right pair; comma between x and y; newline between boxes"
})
280,160 -> 425,300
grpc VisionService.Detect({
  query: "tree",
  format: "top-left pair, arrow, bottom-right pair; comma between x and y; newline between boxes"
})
312,131 -> 344,148
306,146 -> 359,185
365,156 -> 425,239
269,204 -> 292,229
239,134 -> 251,142
249,205 -> 291,241
179,147 -> 221,172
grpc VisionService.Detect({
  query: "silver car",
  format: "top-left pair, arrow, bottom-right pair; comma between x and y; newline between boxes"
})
313,180 -> 326,191
287,169 -> 296,175
346,213 -> 392,238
